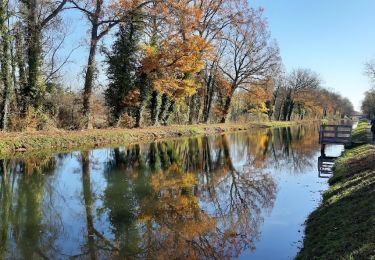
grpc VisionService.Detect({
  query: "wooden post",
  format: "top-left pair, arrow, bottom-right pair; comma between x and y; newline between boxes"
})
321,144 -> 326,157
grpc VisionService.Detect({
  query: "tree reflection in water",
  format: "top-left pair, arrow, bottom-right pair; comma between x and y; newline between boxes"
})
0,125 -> 320,259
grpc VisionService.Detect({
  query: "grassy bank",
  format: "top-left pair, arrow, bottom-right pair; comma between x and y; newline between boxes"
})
297,144 -> 375,259
352,121 -> 370,144
0,121 -> 299,158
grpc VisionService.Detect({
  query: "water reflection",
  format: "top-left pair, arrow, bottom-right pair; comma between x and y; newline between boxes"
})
0,125 -> 321,259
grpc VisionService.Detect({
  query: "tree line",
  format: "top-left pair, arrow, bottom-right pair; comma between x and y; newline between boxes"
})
363,61 -> 375,119
0,0 -> 354,131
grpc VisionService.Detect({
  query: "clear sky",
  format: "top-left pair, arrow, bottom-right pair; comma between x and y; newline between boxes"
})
251,0 -> 375,111
61,1 -> 375,111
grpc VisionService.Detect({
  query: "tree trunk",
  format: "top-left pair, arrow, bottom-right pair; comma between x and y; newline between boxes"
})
15,25 -> 27,112
202,77 -> 214,123
135,73 -> 150,128
287,101 -> 294,121
281,90 -> 293,121
162,99 -> 175,125
82,25 -> 99,129
25,0 -> 43,110
158,93 -> 168,123
150,90 -> 158,125
268,87 -> 279,120
188,95 -> 196,125
135,102 -> 144,128
81,151 -> 97,260
0,0 -> 13,131
220,95 -> 232,123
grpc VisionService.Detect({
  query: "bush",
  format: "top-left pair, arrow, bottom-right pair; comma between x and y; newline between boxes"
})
8,107 -> 57,132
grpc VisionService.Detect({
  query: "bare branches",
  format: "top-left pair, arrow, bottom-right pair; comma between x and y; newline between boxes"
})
287,68 -> 321,93
365,60 -> 375,84
40,0 -> 68,28
219,9 -> 280,92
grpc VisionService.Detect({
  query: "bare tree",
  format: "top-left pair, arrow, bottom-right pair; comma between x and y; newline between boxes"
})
365,60 -> 375,84
70,0 -> 152,129
19,0 -> 68,111
281,68 -> 321,121
218,8 -> 280,123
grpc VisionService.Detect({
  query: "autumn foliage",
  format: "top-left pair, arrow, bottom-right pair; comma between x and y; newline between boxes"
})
0,0 -> 354,132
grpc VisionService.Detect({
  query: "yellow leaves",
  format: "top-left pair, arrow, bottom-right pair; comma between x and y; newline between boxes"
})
136,0 -> 212,99
141,34 -> 209,99
242,83 -> 273,114
153,78 -> 200,99
249,102 -> 268,114
151,163 -> 198,192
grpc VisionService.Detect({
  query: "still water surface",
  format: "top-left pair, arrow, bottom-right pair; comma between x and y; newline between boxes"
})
0,126 -> 343,259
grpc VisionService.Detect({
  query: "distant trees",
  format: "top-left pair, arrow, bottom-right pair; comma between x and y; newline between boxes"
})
263,69 -> 353,122
361,89 -> 375,119
365,60 -> 375,83
280,69 -> 321,121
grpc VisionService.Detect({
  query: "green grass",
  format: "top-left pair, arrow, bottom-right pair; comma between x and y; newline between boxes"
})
252,120 -> 303,128
352,121 -> 370,144
330,144 -> 375,184
188,127 -> 201,135
297,144 -> 375,259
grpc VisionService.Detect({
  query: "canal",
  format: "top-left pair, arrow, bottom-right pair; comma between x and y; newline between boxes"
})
0,125 -> 343,259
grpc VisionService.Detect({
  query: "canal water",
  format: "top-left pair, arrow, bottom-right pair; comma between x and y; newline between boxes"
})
0,126 -> 343,259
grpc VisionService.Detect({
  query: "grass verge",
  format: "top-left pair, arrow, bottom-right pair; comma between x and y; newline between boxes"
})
0,121 -> 300,159
297,144 -> 375,259
352,121 -> 370,144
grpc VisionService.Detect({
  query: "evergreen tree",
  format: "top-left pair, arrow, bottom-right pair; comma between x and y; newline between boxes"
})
105,14 -> 143,126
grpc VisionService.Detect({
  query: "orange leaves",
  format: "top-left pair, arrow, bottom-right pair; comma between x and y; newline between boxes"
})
140,1 -> 211,100
122,89 -> 140,107
115,0 -> 146,12
216,73 -> 233,97
241,83 -> 273,114
247,84 -> 272,101
141,37 -> 207,99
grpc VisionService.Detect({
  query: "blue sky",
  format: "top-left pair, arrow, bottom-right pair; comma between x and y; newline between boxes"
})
62,1 -> 375,111
251,0 -> 375,111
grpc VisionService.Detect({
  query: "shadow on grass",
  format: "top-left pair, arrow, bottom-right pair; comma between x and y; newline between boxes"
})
297,169 -> 375,259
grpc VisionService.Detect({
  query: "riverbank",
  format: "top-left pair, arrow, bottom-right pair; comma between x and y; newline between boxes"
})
297,125 -> 375,259
0,121 -> 299,158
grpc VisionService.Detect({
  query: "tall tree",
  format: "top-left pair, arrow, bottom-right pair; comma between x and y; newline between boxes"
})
192,0 -> 240,124
20,0 -> 68,111
71,0 -> 151,129
104,12 -> 143,126
281,68 -> 321,121
362,89 -> 375,119
0,0 -> 12,130
218,8 -> 280,123
141,0 -> 210,125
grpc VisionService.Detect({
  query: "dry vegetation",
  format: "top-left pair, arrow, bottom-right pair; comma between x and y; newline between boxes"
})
0,121 -> 302,158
